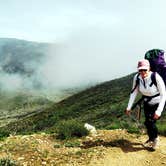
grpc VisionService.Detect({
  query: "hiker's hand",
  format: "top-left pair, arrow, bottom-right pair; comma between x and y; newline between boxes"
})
125,110 -> 131,116
153,113 -> 160,120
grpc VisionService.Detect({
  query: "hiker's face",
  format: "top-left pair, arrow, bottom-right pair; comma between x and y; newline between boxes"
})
139,69 -> 149,78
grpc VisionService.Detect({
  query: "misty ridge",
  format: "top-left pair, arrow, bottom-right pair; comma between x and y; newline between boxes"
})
0,38 -> 48,90
0,35 -> 134,98
0,38 -> 83,99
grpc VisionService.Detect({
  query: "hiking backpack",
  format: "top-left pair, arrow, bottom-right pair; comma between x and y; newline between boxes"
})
145,49 -> 166,86
132,49 -> 166,93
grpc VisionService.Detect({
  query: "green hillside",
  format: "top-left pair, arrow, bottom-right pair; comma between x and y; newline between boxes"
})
0,74 -> 141,132
0,90 -> 53,127
1,73 -> 166,136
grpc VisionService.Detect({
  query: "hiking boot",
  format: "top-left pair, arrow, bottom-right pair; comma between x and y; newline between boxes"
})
151,137 -> 159,150
143,139 -> 153,148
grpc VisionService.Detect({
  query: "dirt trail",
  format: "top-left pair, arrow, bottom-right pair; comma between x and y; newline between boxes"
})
89,130 -> 166,166
0,130 -> 166,165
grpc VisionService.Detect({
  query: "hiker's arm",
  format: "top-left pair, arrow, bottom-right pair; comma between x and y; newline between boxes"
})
155,73 -> 166,117
126,75 -> 139,112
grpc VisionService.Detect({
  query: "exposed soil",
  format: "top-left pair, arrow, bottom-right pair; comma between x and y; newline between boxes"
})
91,130 -> 166,166
0,130 -> 166,166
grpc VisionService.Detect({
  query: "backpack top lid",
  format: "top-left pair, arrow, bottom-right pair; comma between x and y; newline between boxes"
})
145,49 -> 166,71
145,49 -> 164,59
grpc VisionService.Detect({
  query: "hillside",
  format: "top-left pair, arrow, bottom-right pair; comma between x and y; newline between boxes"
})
0,73 -> 145,133
0,38 -> 49,75
0,38 -> 83,127
0,73 -> 166,165
0,90 -> 54,127
0,88 -> 82,127
1,72 -> 166,135
0,38 -> 54,91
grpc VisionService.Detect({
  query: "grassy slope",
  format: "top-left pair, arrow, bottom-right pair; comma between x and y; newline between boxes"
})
0,91 -> 53,127
0,74 -> 133,132
1,73 -> 166,135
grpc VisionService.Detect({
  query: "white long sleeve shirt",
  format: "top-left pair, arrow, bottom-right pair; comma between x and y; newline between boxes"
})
127,71 -> 166,116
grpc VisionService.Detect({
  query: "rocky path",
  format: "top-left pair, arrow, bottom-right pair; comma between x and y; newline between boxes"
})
0,129 -> 166,165
89,130 -> 166,166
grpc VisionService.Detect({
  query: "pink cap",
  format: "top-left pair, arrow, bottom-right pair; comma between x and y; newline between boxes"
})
137,59 -> 150,70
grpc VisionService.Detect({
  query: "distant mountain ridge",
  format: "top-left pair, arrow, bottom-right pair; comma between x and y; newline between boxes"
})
0,38 -> 49,75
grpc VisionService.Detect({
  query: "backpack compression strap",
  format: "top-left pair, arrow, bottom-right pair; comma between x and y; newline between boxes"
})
145,49 -> 164,59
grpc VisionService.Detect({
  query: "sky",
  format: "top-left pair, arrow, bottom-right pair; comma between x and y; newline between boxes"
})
1,0 -> 166,89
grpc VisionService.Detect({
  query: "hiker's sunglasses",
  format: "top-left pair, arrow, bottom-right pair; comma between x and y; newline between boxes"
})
139,69 -> 148,72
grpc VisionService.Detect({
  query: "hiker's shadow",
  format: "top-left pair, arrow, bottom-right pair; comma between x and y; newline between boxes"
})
82,139 -> 149,153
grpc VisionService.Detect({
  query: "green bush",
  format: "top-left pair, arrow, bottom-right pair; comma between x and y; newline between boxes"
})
64,140 -> 81,147
127,126 -> 140,134
0,129 -> 10,141
0,158 -> 17,166
56,119 -> 89,140
157,123 -> 166,136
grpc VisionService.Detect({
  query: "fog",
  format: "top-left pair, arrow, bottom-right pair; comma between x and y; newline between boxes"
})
40,29 -> 135,89
1,0 -> 166,92
39,27 -> 166,89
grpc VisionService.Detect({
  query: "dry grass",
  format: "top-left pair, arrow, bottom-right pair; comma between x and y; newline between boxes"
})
0,132 -> 106,166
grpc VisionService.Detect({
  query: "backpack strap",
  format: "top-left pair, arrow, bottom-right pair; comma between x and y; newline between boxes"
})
131,72 -> 159,111
150,72 -> 157,87
131,73 -> 140,93
131,72 -> 157,93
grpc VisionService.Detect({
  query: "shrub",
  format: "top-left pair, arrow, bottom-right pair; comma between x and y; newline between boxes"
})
157,123 -> 166,136
64,140 -> 81,147
127,126 -> 140,134
0,129 -> 10,141
56,119 -> 89,139
0,158 -> 17,166
105,122 -> 121,130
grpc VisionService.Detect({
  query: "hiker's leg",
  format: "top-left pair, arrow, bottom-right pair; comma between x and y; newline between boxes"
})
150,120 -> 158,141
144,118 -> 157,141
144,102 -> 158,141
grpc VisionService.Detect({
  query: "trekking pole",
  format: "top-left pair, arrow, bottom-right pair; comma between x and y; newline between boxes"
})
129,113 -> 144,132
130,100 -> 145,132
131,96 -> 144,111
131,96 -> 144,121
137,102 -> 142,121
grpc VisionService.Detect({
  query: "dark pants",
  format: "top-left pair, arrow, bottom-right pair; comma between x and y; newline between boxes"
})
144,102 -> 159,141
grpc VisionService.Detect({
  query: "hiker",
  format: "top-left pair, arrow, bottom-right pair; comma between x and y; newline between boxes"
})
125,59 -> 166,150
